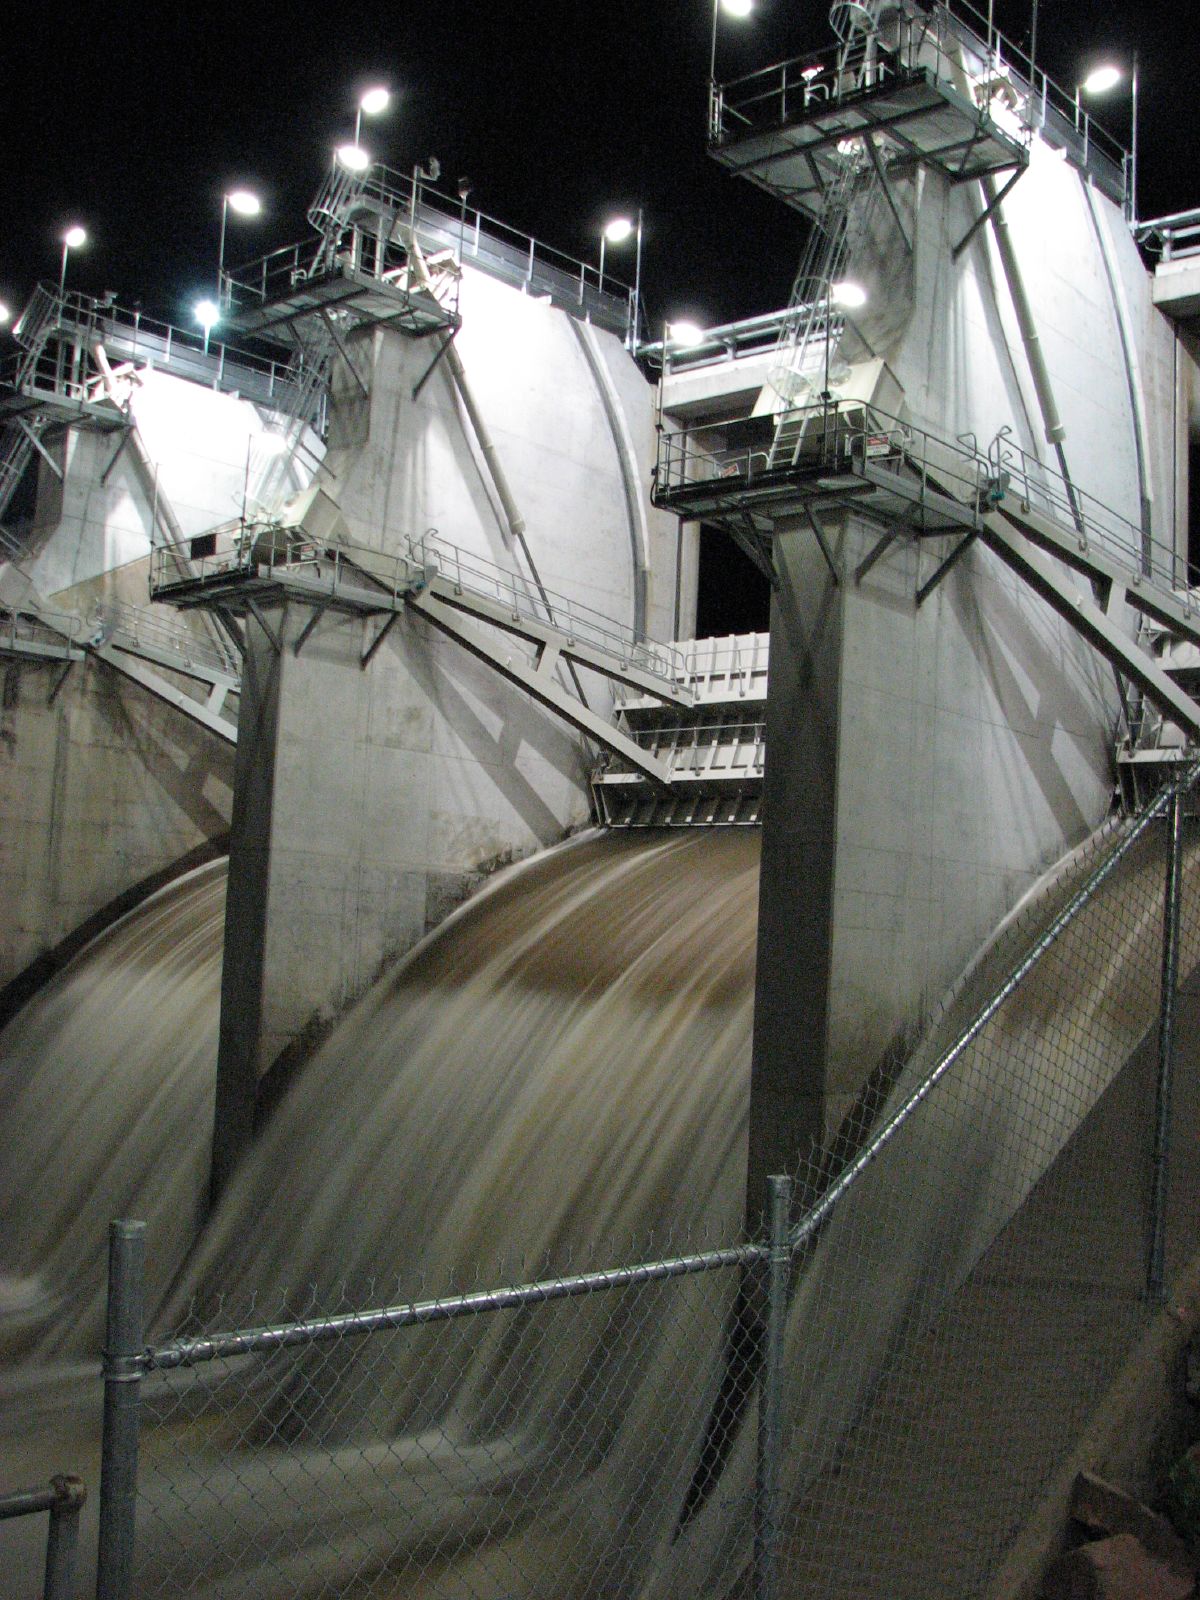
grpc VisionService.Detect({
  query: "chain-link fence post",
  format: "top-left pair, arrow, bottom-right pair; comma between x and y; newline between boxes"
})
96,1219 -> 145,1600
754,1173 -> 793,1600
44,1475 -> 87,1600
1149,785 -> 1185,1302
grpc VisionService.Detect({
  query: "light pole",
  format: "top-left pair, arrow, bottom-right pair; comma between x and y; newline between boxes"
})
218,189 -> 261,312
59,225 -> 87,298
1076,59 -> 1140,224
355,85 -> 390,146
599,214 -> 633,299
194,298 -> 219,356
710,0 -> 754,136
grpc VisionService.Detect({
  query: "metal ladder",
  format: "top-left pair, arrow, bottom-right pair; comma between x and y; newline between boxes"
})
766,148 -> 885,469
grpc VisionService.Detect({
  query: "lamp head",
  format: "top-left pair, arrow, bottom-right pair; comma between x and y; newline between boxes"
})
1082,64 -> 1122,95
359,86 -> 391,116
831,280 -> 868,309
226,189 -> 262,217
63,225 -> 87,250
194,298 -> 220,333
336,143 -> 371,172
668,320 -> 705,348
604,216 -> 634,244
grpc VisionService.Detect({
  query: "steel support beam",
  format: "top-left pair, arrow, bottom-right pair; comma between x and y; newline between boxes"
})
409,592 -> 673,788
978,518 -> 1200,738
90,645 -> 238,743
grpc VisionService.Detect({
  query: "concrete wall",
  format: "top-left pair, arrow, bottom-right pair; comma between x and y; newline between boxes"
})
0,618 -> 234,996
26,371 -> 311,596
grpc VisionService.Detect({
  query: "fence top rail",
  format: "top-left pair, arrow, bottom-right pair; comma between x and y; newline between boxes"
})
789,758 -> 1200,1252
145,1241 -> 764,1371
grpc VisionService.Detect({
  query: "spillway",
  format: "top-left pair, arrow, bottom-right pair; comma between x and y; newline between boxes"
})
0,829 -> 759,1364
0,814 -> 1194,1598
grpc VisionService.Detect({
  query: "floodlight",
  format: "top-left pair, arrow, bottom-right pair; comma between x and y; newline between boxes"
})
255,430 -> 289,457
336,142 -> 371,172
604,217 -> 634,243
721,0 -> 754,16
669,320 -> 706,347
1082,64 -> 1122,95
0,303 -> 10,327
831,280 -> 868,309
359,86 -> 390,116
226,189 -> 262,217
63,225 -> 87,250
194,298 -> 220,332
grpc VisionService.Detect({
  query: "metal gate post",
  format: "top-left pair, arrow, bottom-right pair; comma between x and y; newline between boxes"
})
1149,787 -> 1185,1302
44,1475 -> 86,1600
96,1220 -> 146,1600
754,1174 -> 794,1600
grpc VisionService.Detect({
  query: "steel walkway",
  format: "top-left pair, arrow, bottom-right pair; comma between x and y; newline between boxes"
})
654,398 -> 1200,770
149,492 -> 694,787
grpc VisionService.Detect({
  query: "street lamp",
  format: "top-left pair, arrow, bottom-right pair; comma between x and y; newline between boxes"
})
598,212 -> 644,347
217,188 -> 261,311
336,141 -> 371,173
355,85 -> 391,145
710,0 -> 754,102
1076,57 -> 1139,223
194,297 -> 220,355
59,225 -> 87,297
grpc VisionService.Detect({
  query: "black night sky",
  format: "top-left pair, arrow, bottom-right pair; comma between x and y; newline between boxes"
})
2,1 -> 1192,335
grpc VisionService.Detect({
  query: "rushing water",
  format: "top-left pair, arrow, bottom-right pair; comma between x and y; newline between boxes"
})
1,817 -> 1192,1598
0,829 -> 760,1595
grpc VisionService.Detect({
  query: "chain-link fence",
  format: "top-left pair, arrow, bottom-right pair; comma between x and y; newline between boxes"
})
96,764 -> 1200,1600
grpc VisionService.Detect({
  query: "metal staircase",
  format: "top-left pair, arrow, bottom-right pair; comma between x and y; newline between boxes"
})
594,634 -> 769,826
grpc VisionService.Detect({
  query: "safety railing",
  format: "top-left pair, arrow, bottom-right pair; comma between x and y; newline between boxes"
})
0,603 -> 89,654
987,428 -> 1187,594
712,0 -> 1128,206
2,286 -> 312,421
1,1476 -> 87,1600
655,399 -> 991,513
229,166 -> 636,343
94,599 -> 238,679
148,522 -> 687,684
414,530 -> 689,683
1137,208 -> 1200,263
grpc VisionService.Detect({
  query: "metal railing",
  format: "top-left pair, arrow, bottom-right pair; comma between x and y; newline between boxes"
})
229,165 -> 636,344
0,1476 -> 86,1600
3,285 -> 313,422
92,759 -> 1200,1598
712,0 -> 1128,207
987,428 -> 1187,592
1137,208 -> 1200,263
96,599 -> 238,680
0,603 -> 88,654
655,399 -> 991,511
414,530 -> 689,682
149,521 -> 689,685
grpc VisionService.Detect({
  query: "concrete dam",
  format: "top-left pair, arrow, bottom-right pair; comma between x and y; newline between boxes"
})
3,1 -> 1200,1594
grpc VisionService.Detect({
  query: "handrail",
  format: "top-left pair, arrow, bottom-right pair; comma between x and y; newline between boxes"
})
3,284 -> 313,421
713,0 -> 1127,205
151,522 -> 690,688
1136,210 -> 1200,263
228,165 -> 636,343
